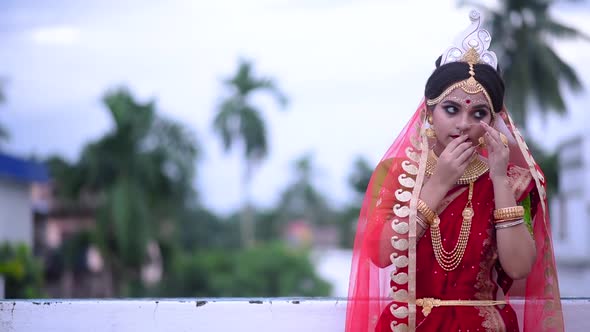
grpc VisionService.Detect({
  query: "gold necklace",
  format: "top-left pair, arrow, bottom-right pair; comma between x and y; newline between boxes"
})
425,150 -> 489,185
424,149 -> 485,271
429,182 -> 474,271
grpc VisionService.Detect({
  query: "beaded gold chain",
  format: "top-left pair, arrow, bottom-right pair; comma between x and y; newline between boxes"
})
429,182 -> 475,271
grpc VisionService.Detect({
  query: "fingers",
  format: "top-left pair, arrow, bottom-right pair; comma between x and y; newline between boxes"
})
445,134 -> 469,151
456,145 -> 476,165
480,121 -> 499,140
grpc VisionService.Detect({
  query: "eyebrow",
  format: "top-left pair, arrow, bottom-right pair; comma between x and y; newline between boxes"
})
471,104 -> 491,111
441,100 -> 462,108
442,100 -> 490,111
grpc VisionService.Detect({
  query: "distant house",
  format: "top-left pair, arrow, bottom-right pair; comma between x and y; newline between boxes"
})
0,152 -> 48,247
552,135 -> 590,266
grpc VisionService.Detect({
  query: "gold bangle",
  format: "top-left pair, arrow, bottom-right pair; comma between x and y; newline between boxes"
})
417,199 -> 437,225
494,216 -> 523,224
495,219 -> 524,230
493,206 -> 524,220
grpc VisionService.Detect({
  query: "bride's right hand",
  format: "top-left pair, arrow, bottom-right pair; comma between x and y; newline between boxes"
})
431,134 -> 476,188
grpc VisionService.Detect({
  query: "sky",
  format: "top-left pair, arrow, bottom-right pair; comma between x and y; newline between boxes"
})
1,0 -> 589,214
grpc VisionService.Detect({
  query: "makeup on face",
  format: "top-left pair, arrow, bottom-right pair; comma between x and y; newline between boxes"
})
431,89 -> 493,148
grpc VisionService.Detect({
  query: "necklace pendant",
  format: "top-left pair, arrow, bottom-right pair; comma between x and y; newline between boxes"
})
462,207 -> 474,221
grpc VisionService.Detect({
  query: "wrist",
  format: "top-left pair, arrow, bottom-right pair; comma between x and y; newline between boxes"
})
429,173 -> 454,191
491,174 -> 508,184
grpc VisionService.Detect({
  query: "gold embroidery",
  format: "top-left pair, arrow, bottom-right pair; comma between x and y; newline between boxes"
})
390,271 -> 409,284
392,219 -> 409,234
391,253 -> 409,268
395,189 -> 412,202
390,288 -> 409,302
398,174 -> 416,188
474,228 -> 505,332
389,125 -> 426,332
390,304 -> 409,319
391,236 -> 410,251
393,204 -> 410,218
507,164 -> 532,201
390,322 -> 409,332
405,147 -> 420,163
401,160 -> 418,175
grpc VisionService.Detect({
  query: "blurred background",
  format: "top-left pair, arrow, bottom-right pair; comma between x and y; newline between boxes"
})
0,0 -> 589,299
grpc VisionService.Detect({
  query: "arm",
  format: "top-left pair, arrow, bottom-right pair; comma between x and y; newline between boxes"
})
493,175 -> 536,279
483,121 -> 536,280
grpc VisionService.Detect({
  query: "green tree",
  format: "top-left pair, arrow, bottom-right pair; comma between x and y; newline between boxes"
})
48,87 -> 200,295
463,1 -> 589,196
213,59 -> 288,247
464,0 -> 588,126
0,243 -> 44,298
159,243 -> 331,297
176,207 -> 240,252
336,156 -> 374,248
277,153 -> 332,225
348,156 -> 373,197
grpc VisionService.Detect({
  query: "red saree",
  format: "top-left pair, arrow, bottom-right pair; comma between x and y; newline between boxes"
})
345,102 -> 564,332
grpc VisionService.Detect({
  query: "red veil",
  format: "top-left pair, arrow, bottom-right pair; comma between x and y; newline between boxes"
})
345,101 -> 564,331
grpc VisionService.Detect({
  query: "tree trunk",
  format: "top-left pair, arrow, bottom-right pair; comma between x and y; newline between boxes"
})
241,160 -> 255,248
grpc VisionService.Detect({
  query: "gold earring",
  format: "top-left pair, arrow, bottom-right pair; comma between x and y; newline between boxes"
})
478,136 -> 486,148
425,114 -> 436,138
426,125 -> 436,138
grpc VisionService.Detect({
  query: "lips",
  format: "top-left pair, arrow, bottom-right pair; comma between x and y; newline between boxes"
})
450,135 -> 472,143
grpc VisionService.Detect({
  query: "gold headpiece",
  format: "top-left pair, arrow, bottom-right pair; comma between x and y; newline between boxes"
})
439,10 -> 497,68
426,10 -> 498,117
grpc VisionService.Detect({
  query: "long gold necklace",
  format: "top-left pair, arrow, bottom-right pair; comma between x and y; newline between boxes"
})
425,150 -> 486,271
430,182 -> 474,271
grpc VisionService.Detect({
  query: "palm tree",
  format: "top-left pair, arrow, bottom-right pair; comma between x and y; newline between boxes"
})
48,87 -> 199,295
213,59 -> 288,247
464,0 -> 589,126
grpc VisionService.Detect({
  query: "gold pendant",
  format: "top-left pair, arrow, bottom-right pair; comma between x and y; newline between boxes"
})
462,207 -> 474,222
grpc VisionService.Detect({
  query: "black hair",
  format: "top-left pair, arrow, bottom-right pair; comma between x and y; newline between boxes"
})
424,58 -> 505,113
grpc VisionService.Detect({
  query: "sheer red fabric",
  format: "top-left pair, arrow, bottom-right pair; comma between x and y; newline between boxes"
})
345,102 -> 564,331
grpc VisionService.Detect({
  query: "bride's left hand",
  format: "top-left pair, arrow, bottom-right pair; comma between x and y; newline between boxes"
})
480,121 -> 509,180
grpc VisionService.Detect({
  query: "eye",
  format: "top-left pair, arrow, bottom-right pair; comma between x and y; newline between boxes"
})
444,105 -> 458,114
473,109 -> 488,119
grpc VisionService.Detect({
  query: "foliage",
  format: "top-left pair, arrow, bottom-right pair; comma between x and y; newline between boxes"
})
46,87 -> 200,295
0,243 -> 44,298
463,0 -> 588,126
277,153 -> 332,225
176,207 -> 241,252
213,58 -> 288,247
159,242 -> 331,297
348,156 -> 373,197
528,140 -> 559,196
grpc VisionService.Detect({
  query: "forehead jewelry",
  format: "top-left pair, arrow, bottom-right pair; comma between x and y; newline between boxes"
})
426,10 -> 498,120
443,95 -> 489,109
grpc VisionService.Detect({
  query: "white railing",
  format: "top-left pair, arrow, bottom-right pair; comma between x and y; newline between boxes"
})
0,298 -> 587,331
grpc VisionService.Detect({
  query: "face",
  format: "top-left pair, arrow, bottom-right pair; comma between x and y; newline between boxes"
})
429,88 -> 493,151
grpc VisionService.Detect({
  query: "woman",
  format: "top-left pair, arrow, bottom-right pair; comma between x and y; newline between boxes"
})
345,10 -> 564,332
